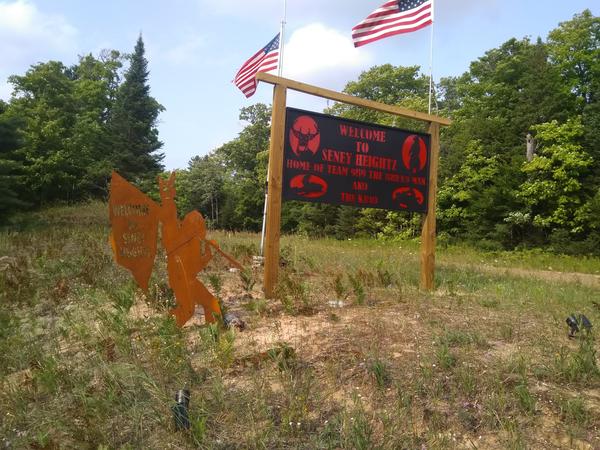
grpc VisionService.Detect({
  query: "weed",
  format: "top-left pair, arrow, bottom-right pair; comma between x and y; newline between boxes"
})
342,396 -> 373,450
348,272 -> 366,305
244,297 -> 268,315
438,329 -> 487,348
191,414 -> 208,445
455,365 -> 477,396
275,271 -> 315,314
216,329 -> 236,368
111,282 -> 136,312
514,383 -> 536,415
268,342 -> 296,372
484,388 -> 509,429
436,343 -> 457,369
280,244 -> 293,268
481,297 -> 500,308
279,367 -> 315,435
500,323 -> 514,341
558,396 -> 589,427
239,268 -> 256,293
229,242 -> 257,261
332,272 -> 347,299
328,312 -> 340,322
355,268 -> 376,288
423,407 -> 448,432
375,260 -> 395,287
206,272 -> 223,298
147,279 -> 176,311
369,358 -> 392,388
553,335 -> 600,382
502,418 -> 527,450
197,321 -> 235,367
33,356 -> 61,394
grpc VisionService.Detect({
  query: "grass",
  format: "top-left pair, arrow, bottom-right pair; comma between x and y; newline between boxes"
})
1,202 -> 600,449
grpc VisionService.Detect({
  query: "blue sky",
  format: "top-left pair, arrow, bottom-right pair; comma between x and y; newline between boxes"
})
0,0 -> 596,169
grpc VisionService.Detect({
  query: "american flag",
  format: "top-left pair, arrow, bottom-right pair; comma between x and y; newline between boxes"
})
234,33 -> 280,98
352,0 -> 433,48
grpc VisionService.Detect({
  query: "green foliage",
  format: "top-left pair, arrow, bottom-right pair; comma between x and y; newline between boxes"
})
2,9 -> 599,257
438,141 -> 508,240
519,118 -> 592,234
369,358 -> 392,388
110,35 -> 164,184
0,101 -> 27,219
213,104 -> 271,231
2,38 -> 163,216
347,272 -> 366,305
326,64 -> 430,132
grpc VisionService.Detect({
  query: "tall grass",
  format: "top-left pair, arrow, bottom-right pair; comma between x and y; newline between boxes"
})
1,202 -> 599,448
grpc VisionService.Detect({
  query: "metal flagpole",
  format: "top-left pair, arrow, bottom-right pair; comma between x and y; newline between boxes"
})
260,0 -> 287,257
428,0 -> 435,114
278,0 -> 287,77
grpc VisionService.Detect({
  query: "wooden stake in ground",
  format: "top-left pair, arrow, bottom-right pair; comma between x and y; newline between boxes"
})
263,84 -> 287,298
420,122 -> 440,290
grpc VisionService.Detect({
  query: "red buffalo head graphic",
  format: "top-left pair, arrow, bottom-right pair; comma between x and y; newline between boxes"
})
401,135 -> 427,174
289,116 -> 320,156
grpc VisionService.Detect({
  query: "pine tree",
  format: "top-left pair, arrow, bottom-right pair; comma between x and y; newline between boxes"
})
111,35 -> 164,183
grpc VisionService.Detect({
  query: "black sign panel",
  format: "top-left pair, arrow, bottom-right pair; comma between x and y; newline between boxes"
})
282,107 -> 431,213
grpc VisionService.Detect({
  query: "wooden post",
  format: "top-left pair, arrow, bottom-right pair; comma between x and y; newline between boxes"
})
420,122 -> 440,291
255,74 -> 450,294
263,84 -> 287,298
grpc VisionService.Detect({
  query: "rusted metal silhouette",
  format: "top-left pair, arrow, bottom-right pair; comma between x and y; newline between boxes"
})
109,171 -> 241,326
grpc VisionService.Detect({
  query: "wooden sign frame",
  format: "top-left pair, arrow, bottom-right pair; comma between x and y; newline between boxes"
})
257,72 -> 451,297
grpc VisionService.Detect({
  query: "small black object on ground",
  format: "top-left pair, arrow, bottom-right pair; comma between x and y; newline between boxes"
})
223,312 -> 246,330
172,389 -> 190,431
566,314 -> 592,338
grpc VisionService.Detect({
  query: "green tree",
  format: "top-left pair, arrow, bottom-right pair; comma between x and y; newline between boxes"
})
438,37 -> 576,245
180,155 -> 225,225
548,10 -> 600,178
438,141 -> 514,242
0,100 -> 26,219
71,52 -> 123,196
519,118 -> 592,235
8,61 -> 80,204
215,104 -> 271,231
8,53 -> 125,205
110,35 -> 164,184
326,64 -> 430,131
442,38 -> 573,175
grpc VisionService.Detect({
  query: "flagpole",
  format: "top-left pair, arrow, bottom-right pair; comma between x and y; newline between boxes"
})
278,0 -> 287,76
428,0 -> 435,114
261,0 -> 287,257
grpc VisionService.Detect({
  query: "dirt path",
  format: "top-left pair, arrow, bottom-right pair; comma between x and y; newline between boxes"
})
446,262 -> 600,288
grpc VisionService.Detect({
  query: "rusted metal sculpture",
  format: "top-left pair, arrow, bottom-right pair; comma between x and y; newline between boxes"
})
109,171 -> 242,326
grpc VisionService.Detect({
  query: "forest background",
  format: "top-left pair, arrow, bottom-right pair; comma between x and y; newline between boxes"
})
1,10 -> 599,255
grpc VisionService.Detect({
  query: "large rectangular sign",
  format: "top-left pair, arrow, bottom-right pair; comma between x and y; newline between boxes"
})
282,108 -> 431,213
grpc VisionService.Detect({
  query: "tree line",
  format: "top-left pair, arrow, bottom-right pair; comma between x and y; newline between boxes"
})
2,11 -> 599,254
0,35 -> 164,217
176,10 -> 599,254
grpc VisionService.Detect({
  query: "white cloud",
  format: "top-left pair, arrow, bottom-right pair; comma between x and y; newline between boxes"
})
283,23 -> 372,84
0,0 -> 77,99
197,0 -> 282,18
0,0 -> 77,66
164,34 -> 206,65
